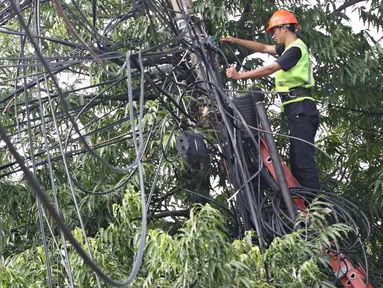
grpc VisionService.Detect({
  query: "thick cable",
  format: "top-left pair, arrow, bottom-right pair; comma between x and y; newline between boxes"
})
34,1 -> 75,284
16,2 -> 53,286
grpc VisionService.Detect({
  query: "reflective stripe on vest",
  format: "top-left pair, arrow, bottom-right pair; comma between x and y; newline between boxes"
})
280,96 -> 315,112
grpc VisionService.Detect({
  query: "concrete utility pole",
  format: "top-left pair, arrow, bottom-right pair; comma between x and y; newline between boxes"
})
168,0 -> 212,204
169,0 -> 208,87
170,0 -> 192,19
167,0 -> 267,242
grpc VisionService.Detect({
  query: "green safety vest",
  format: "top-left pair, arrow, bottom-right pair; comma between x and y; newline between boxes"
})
275,38 -> 315,111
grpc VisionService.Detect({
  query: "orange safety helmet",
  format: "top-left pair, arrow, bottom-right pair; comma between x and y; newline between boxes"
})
266,10 -> 298,33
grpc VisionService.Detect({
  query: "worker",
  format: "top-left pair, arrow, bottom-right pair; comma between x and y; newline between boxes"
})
222,10 -> 320,190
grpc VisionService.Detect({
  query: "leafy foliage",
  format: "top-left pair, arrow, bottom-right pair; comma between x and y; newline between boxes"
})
1,189 -> 347,287
0,0 -> 382,286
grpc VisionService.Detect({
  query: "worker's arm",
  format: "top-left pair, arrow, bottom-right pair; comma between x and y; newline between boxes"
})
226,62 -> 281,80
221,36 -> 277,56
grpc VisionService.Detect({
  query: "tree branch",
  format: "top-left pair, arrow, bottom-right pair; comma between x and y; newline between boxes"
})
239,0 -> 252,21
327,0 -> 366,17
152,209 -> 190,219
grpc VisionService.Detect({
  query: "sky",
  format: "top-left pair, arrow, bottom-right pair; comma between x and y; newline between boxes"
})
345,1 -> 382,43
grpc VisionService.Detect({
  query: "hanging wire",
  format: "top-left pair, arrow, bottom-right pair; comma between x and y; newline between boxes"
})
0,0 -> 375,287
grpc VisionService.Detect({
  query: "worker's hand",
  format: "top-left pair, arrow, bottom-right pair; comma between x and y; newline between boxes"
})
220,35 -> 238,44
226,64 -> 241,80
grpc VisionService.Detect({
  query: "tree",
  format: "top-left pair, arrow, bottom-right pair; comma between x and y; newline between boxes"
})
0,0 -> 382,286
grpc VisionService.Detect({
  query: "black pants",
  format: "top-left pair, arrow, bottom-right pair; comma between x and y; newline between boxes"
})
287,111 -> 320,190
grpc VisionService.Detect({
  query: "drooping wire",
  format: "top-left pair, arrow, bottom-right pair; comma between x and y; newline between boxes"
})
34,0 -> 74,284
16,2 -> 53,286
0,0 -> 375,286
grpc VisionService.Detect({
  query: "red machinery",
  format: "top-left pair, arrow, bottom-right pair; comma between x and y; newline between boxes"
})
259,135 -> 373,288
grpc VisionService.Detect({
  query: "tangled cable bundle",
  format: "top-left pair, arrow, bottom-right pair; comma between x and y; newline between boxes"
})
0,0 -> 374,287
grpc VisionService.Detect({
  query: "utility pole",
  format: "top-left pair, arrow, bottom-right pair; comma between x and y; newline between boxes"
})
168,0 -> 266,247
169,0 -> 209,88
170,0 -> 192,18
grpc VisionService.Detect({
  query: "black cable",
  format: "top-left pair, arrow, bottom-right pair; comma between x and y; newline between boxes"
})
0,122 -> 136,287
16,4 -> 53,286
0,108 -> 134,177
321,101 -> 383,116
69,120 -> 156,195
103,4 -> 143,36
8,3 -> 150,285
1,1 -> 375,286
0,140 -> 138,179
0,27 -> 84,49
